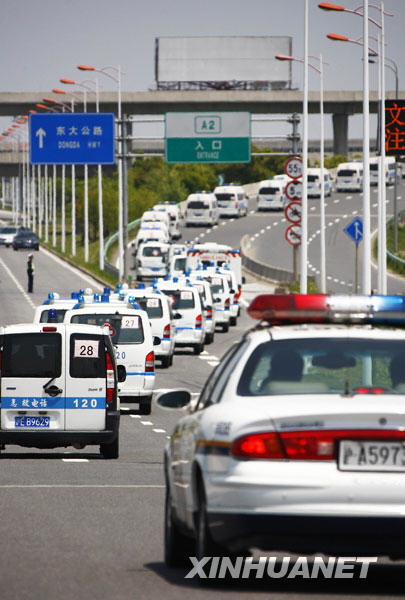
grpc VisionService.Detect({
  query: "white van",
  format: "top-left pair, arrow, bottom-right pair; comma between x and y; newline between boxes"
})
124,288 -> 176,368
214,185 -> 248,218
186,243 -> 243,288
307,168 -> 332,198
141,210 -> 171,233
369,156 -> 396,186
336,162 -> 363,192
169,252 -> 187,278
64,299 -> 158,414
132,226 -> 170,254
185,192 -> 219,227
199,271 -> 232,333
153,279 -> 206,354
0,323 -> 122,458
153,203 -> 182,240
182,275 -> 216,345
256,179 -> 285,211
135,241 -> 170,281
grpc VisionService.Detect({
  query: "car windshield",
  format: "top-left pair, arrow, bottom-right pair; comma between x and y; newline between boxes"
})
0,227 -> 17,234
237,338 -> 405,396
160,289 -> 195,309
174,257 -> 186,271
70,313 -> 144,343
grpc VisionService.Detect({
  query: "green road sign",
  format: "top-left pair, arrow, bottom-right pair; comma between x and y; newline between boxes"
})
165,112 -> 251,164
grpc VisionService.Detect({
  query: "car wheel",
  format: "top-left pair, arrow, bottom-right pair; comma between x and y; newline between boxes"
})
139,397 -> 152,415
230,316 -> 237,326
164,483 -> 194,567
222,322 -> 229,333
160,355 -> 171,368
205,332 -> 214,345
35,246 -> 39,251
100,432 -> 119,459
13,246 -> 17,251
195,480 -> 224,561
193,344 -> 204,355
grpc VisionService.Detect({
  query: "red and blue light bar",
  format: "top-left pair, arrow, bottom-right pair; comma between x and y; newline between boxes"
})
248,294 -> 405,325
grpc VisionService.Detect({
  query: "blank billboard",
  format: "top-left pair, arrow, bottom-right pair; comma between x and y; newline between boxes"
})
155,36 -> 292,87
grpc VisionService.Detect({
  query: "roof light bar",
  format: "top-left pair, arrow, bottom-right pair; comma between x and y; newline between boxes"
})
247,294 -> 405,326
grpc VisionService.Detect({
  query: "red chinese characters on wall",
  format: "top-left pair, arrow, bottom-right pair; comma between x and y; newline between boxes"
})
385,101 -> 405,155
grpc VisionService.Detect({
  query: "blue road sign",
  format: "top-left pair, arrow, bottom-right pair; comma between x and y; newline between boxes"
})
29,113 -> 115,165
344,216 -> 363,244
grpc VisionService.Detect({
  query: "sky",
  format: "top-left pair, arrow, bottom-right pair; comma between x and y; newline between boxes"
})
1,0 -> 404,142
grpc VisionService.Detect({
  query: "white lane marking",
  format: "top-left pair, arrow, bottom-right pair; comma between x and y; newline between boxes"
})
141,421 -> 153,426
0,484 -> 165,489
281,218 -> 286,223
40,247 -> 104,291
346,196 -> 353,200
273,221 -> 278,225
121,407 -> 130,411
334,218 -> 340,223
250,236 -> 255,242
200,233 -> 205,237
0,256 -> 36,308
201,350 -> 209,355
130,415 -> 142,419
199,355 -> 218,361
334,199 -> 339,204
153,428 -> 166,433
260,229 -> 265,234
310,206 -> 316,211
62,459 -> 89,463
240,299 -> 249,307
352,210 -> 357,215
208,361 -> 220,367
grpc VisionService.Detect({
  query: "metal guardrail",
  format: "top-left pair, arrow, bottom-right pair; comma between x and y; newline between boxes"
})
241,234 -> 295,284
103,218 -> 141,281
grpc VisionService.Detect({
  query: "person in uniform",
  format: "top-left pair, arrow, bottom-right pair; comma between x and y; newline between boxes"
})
27,253 -> 35,293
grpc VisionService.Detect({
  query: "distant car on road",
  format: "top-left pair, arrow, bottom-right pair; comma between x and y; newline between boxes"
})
12,230 -> 39,251
0,225 -> 23,247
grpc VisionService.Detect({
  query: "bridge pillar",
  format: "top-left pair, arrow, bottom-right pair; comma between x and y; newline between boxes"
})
332,113 -> 349,156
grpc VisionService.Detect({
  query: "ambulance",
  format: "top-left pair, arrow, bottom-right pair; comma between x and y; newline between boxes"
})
0,322 -> 122,458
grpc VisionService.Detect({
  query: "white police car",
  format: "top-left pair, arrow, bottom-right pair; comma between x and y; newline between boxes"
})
159,294 -> 405,564
0,322 -> 122,458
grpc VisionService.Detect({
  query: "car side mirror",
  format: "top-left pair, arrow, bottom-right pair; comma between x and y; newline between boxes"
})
174,312 -> 182,319
205,305 -> 212,312
117,365 -> 126,383
230,289 -> 235,294
242,276 -> 246,284
214,297 -> 221,303
153,336 -> 161,346
156,389 -> 191,410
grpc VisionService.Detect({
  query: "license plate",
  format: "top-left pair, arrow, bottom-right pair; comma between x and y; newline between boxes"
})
194,212 -> 202,216
339,440 -> 405,472
15,416 -> 50,428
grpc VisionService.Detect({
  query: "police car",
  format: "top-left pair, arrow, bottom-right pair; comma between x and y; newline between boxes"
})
159,294 -> 405,564
0,321 -> 122,458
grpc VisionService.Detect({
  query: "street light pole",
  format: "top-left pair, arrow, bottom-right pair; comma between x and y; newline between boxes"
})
301,0 -> 309,294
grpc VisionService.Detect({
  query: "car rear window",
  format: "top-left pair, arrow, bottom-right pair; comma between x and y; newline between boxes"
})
174,257 -> 186,271
370,164 -> 379,171
160,289 -> 195,309
142,246 -> 168,258
338,169 -> 356,177
237,338 -> 405,396
307,175 -> 319,182
70,313 -> 144,344
206,277 -> 224,294
259,187 -> 280,194
2,333 -> 61,378
0,227 -> 17,234
215,193 -> 235,201
188,200 -> 209,209
39,309 -> 68,323
70,333 -> 106,378
136,297 -> 163,318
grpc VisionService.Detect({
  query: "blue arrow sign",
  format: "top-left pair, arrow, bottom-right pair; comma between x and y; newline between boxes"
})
344,216 -> 363,245
29,113 -> 115,165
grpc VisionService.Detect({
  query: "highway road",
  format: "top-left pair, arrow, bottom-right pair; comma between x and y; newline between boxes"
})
1,199 -> 405,599
248,178 -> 405,294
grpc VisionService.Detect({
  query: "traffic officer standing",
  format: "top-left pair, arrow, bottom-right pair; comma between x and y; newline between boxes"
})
27,253 -> 35,293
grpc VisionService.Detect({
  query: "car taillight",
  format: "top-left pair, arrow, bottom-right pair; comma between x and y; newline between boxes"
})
225,298 -> 230,310
195,314 -> 202,329
232,429 -> 405,461
42,326 -> 57,332
357,177 -> 360,183
163,324 -> 170,339
206,307 -> 212,320
145,351 -> 154,372
106,352 -> 115,404
235,201 -> 238,208
234,287 -> 242,302
209,210 -> 212,217
137,260 -> 142,267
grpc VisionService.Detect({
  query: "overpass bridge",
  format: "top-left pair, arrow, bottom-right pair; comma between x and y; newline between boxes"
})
0,89 -> 402,174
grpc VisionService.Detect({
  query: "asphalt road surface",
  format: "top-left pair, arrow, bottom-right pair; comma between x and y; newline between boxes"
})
1,200 -> 405,600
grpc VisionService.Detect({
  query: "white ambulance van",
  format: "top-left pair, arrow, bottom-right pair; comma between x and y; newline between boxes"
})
214,185 -> 248,218
153,202 -> 182,240
153,279 -> 206,354
185,192 -> 219,227
135,241 -> 170,281
369,156 -> 396,186
307,168 -> 332,197
186,243 -> 243,289
64,297 -> 158,414
0,322 -> 122,458
336,162 -> 363,192
256,179 -> 285,211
